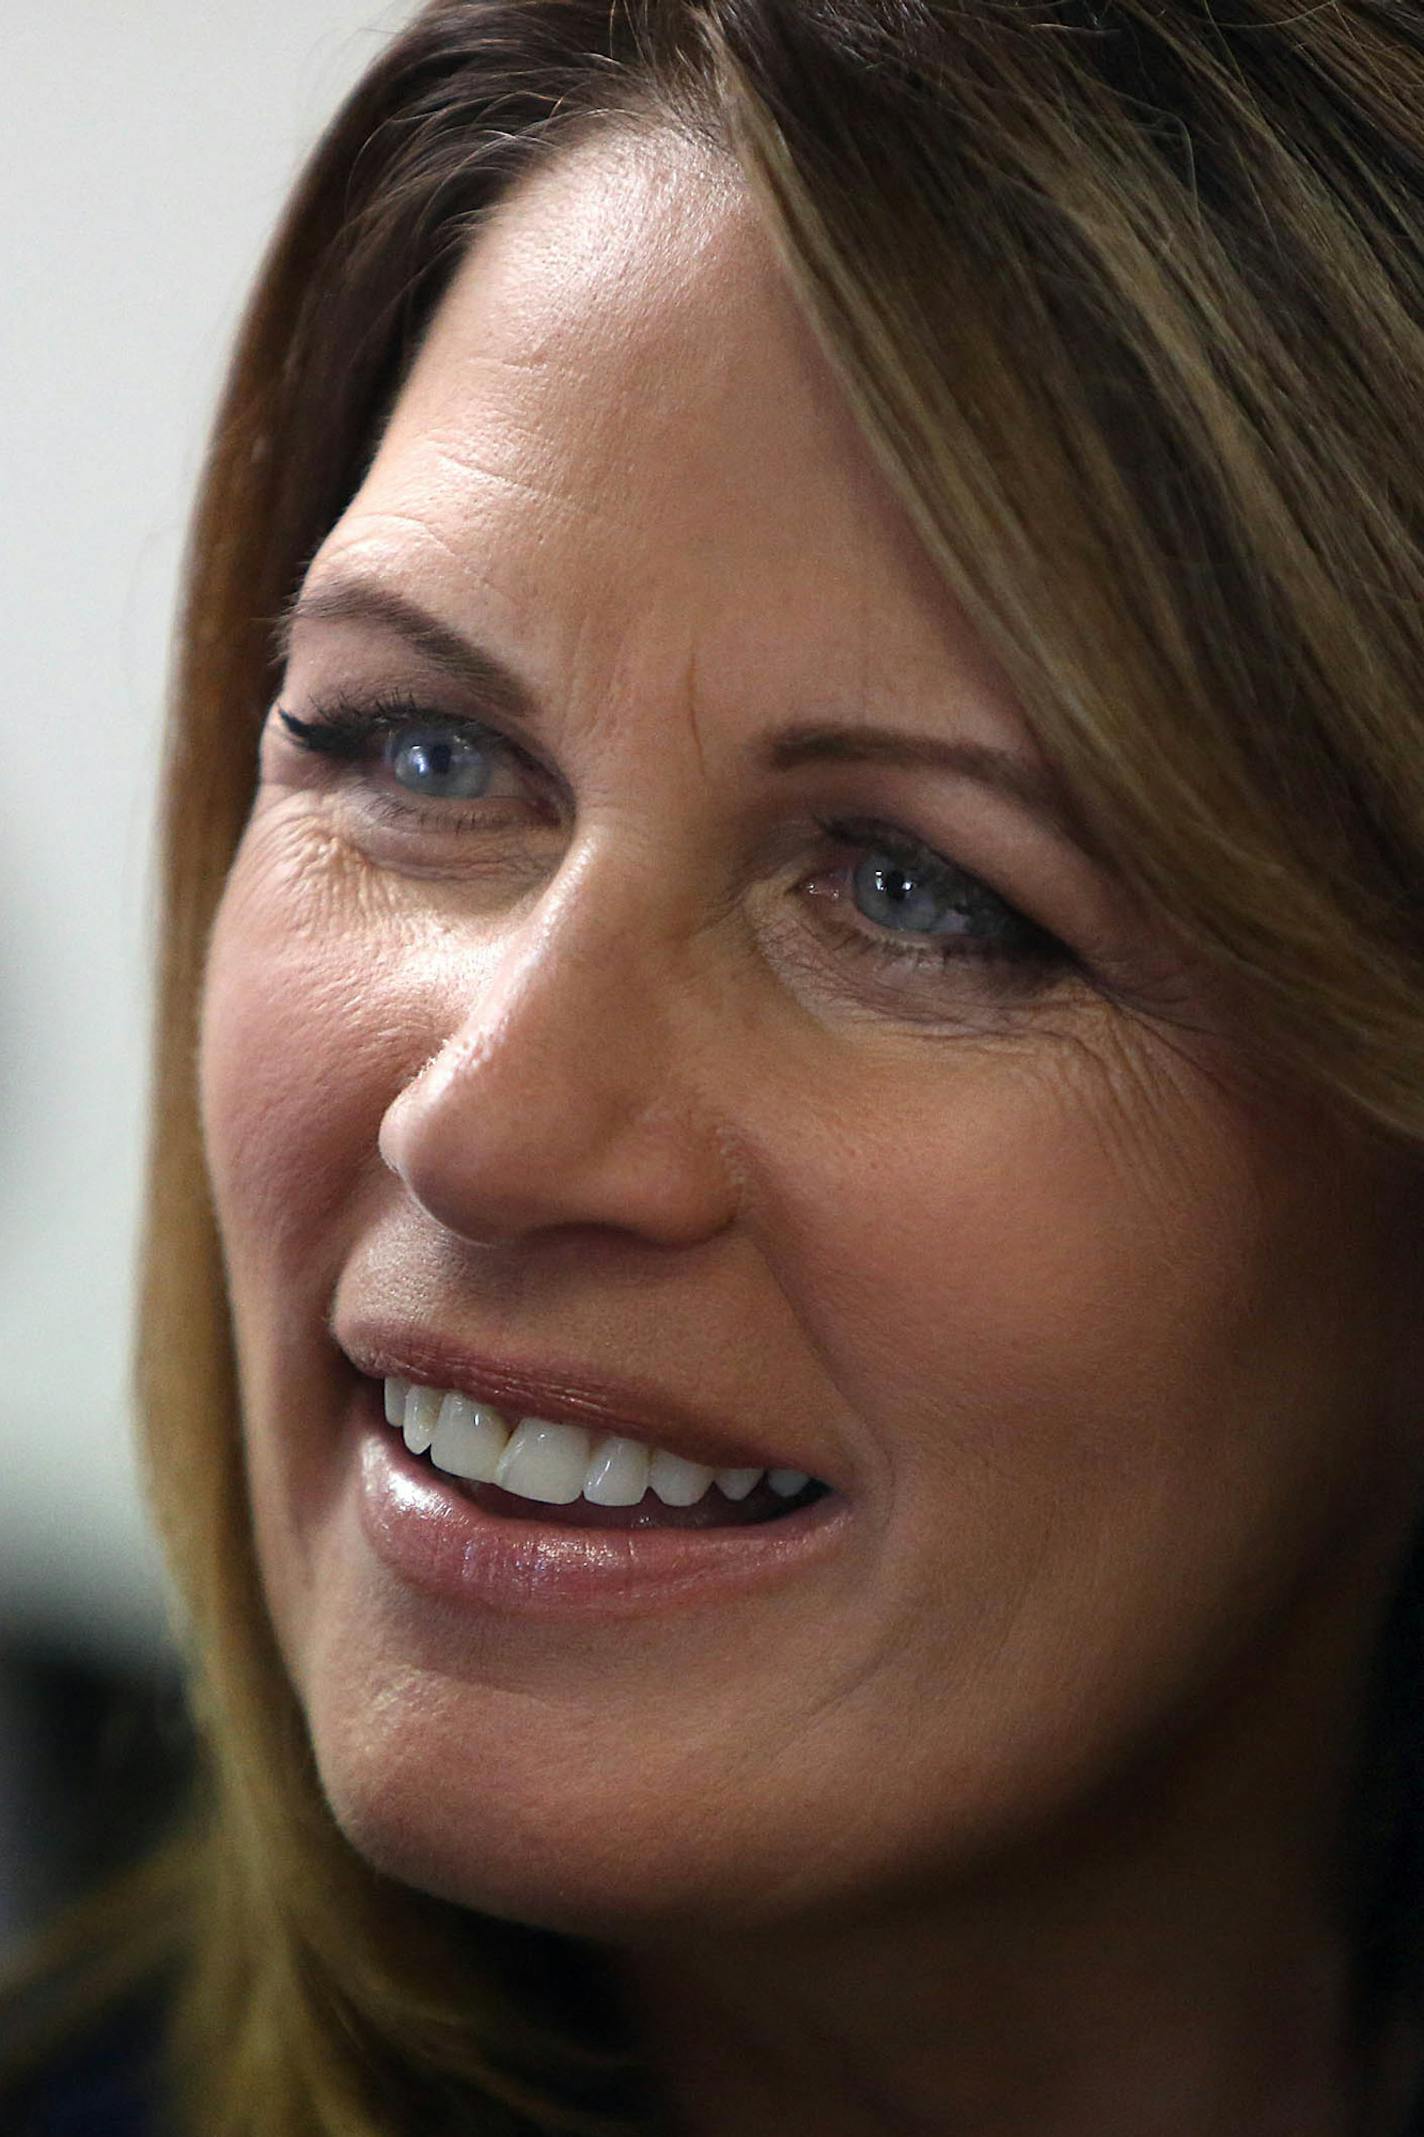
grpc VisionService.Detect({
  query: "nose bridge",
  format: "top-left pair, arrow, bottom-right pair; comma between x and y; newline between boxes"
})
377,841 -> 739,1248
446,860 -> 666,1112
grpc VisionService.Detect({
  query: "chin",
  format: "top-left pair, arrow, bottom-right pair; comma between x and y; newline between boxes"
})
314,1754 -> 775,1942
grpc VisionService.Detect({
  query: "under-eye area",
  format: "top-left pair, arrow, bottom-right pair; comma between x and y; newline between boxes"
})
381,1376 -> 834,1530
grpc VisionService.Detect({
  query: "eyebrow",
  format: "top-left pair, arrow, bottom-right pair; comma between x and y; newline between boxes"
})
274,577 -> 538,729
275,573 -> 1102,863
761,725 -> 1098,859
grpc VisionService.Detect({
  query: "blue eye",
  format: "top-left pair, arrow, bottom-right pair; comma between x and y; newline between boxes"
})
273,698 -> 522,818
853,851 -> 967,935
826,819 -> 1053,965
387,726 -> 492,800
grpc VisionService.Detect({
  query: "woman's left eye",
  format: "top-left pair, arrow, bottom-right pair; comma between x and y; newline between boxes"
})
805,816 -> 1071,979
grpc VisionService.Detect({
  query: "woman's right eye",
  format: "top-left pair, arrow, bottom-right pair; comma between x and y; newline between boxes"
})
383,724 -> 495,800
272,696 -> 535,831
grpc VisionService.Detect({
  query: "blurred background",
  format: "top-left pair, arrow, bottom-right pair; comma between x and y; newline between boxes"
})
1,1 -> 408,1967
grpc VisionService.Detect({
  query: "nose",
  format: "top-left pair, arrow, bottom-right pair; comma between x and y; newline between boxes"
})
377,854 -> 741,1251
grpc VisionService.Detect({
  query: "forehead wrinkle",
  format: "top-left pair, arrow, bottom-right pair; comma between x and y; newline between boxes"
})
412,144 -> 760,442
377,332 -> 648,558
339,135 -> 1041,794
392,152 -> 828,550
306,514 -> 524,658
421,428 -> 638,546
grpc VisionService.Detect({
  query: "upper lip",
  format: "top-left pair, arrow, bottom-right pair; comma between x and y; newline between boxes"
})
337,1318 -> 834,1482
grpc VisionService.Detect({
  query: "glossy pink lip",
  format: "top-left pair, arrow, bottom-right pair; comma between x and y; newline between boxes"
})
350,1381 -> 851,1619
337,1317 -> 834,1482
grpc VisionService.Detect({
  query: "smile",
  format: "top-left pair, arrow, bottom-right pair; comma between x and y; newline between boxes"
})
353,1373 -> 850,1618
384,1375 -> 829,1529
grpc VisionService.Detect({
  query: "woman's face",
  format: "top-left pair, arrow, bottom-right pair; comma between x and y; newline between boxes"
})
200,127 -> 1418,1940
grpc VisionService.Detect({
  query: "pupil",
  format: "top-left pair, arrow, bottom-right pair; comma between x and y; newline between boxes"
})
390,728 -> 489,799
855,852 -> 947,933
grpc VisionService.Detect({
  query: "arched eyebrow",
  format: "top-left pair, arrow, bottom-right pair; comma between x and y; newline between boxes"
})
274,572 -> 1106,865
274,576 -> 537,728
763,725 -> 1102,861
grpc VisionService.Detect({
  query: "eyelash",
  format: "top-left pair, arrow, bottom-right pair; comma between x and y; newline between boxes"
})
271,692 -> 1074,986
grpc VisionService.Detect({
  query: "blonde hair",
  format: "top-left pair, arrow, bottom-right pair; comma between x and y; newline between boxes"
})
5,1 -> 1424,2129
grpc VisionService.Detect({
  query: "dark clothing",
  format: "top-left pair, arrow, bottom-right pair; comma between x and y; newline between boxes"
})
15,2004 -> 1424,2135
7,1995 -> 163,2137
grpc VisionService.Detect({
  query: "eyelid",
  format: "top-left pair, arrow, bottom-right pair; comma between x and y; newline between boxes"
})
272,698 -> 588,881
278,695 -> 1036,886
820,813 -> 1003,899
276,706 -> 997,895
816,812 -> 1067,947
277,694 -> 498,753
272,685 -> 560,782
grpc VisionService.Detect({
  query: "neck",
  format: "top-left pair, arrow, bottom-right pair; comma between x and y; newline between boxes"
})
619,1840 -> 1353,2137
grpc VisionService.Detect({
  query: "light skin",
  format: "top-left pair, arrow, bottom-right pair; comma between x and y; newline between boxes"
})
199,124 -> 1424,2135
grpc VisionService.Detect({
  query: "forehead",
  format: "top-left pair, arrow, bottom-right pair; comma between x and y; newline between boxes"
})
320,123 -> 1033,754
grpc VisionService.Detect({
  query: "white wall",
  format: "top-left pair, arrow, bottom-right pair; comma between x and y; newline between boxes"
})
1,3 -> 410,1664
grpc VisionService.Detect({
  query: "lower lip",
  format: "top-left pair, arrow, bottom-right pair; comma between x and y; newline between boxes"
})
352,1386 -> 851,1619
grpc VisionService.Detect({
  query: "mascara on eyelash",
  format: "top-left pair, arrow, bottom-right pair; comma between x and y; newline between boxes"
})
276,707 -> 363,755
275,695 -> 505,764
276,697 -> 446,753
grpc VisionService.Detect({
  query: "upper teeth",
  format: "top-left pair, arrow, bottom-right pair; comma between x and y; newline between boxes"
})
383,1377 -> 810,1509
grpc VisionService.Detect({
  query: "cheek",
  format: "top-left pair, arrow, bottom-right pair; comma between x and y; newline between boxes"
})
198,810 -> 421,1282
747,1025 -> 1225,1439
197,812 -> 441,1673
680,1024 -> 1394,1871
747,1017 -> 1380,1635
